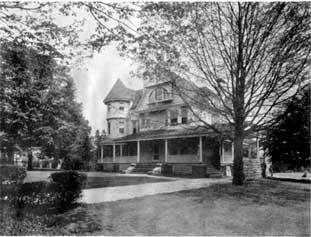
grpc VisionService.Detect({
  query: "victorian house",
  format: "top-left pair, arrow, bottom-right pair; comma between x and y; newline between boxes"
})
98,77 -> 261,177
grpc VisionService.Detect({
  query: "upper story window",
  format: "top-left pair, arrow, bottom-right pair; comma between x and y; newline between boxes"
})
119,121 -> 125,134
132,120 -> 138,134
181,107 -> 188,124
141,118 -> 151,128
170,109 -> 178,125
149,87 -> 170,103
107,104 -> 111,112
107,122 -> 111,135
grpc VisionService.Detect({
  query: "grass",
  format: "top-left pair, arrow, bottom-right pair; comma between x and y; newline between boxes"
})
87,180 -> 310,236
0,203 -> 102,235
84,176 -> 173,189
1,179 -> 309,235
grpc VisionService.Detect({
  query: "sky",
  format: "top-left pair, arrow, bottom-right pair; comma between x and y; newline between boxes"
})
52,6 -> 143,135
71,48 -> 142,135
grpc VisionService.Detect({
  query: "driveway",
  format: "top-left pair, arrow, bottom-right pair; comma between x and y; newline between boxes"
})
81,177 -> 231,204
25,171 -> 231,204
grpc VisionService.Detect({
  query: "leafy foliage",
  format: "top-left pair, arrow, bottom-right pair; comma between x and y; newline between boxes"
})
0,41 -> 92,167
1,171 -> 87,213
0,164 -> 26,184
49,171 -> 87,211
264,85 -> 310,170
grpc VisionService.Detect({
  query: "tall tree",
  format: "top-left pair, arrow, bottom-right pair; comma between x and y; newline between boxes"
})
89,2 -> 311,184
263,85 -> 310,170
0,41 -> 91,168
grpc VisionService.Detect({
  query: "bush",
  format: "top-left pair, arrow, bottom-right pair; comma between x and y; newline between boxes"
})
49,171 -> 87,211
62,158 -> 84,170
1,171 -> 87,214
0,165 -> 26,185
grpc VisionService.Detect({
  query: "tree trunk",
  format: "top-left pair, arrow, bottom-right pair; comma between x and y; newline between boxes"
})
27,151 -> 33,171
232,127 -> 245,185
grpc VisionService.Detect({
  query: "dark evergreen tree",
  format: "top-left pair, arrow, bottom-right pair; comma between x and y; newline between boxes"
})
264,85 -> 310,171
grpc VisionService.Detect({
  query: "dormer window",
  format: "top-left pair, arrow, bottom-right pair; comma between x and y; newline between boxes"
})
155,88 -> 163,100
149,87 -> 170,103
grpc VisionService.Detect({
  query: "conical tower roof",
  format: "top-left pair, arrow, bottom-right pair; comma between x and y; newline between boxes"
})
104,79 -> 136,104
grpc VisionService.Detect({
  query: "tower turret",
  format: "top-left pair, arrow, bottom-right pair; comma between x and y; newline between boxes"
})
104,79 -> 136,138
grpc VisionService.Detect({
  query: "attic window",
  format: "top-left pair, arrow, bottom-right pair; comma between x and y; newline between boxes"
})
149,87 -> 170,103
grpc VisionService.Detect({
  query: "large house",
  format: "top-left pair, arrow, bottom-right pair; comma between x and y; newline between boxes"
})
98,77 -> 261,177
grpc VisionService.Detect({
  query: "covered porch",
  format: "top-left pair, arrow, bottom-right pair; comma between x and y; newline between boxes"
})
98,127 -> 230,172
98,128 -> 261,176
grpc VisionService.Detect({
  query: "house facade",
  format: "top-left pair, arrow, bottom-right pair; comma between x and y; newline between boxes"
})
98,78 -> 261,177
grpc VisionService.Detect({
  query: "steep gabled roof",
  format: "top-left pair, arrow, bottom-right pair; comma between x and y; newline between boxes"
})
104,79 -> 137,104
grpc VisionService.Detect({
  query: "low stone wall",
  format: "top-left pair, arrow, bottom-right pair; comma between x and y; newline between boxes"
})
243,158 -> 262,179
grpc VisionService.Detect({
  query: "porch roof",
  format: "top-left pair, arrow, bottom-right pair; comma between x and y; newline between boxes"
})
112,126 -> 232,142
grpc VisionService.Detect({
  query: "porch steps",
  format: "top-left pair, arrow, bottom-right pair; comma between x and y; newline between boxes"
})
206,167 -> 223,178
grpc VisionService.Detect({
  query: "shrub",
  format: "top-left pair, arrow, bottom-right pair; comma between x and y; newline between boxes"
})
62,158 -> 84,170
49,171 -> 87,212
1,171 -> 87,214
0,165 -> 26,185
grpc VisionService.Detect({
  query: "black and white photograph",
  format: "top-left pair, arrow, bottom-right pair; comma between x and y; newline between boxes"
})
0,1 -> 310,235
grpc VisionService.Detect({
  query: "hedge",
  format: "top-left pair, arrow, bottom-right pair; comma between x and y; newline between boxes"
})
1,170 -> 87,213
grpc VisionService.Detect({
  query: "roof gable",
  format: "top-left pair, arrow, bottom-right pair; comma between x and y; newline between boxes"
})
104,79 -> 137,104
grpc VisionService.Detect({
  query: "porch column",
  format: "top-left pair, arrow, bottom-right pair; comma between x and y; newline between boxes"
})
120,144 -> 123,157
199,136 -> 203,163
112,144 -> 116,163
137,140 -> 140,163
256,137 -> 260,159
165,139 -> 168,162
100,144 -> 104,163
232,141 -> 234,161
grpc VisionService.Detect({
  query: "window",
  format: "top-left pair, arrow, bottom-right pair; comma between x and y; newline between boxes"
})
122,144 -> 128,156
128,142 -> 137,156
168,138 -> 199,155
119,128 -> 124,134
107,104 -> 111,113
132,120 -> 138,134
170,109 -> 178,125
141,119 -> 151,128
115,145 -> 121,156
103,145 -> 113,157
149,87 -> 170,103
107,122 -> 111,135
119,106 -> 124,111
181,107 -> 188,124
153,143 -> 160,160
155,88 -> 163,101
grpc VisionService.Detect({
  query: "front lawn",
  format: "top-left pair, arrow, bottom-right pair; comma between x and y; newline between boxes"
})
0,203 -> 101,235
85,175 -> 173,189
1,179 -> 309,235
88,180 -> 310,236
